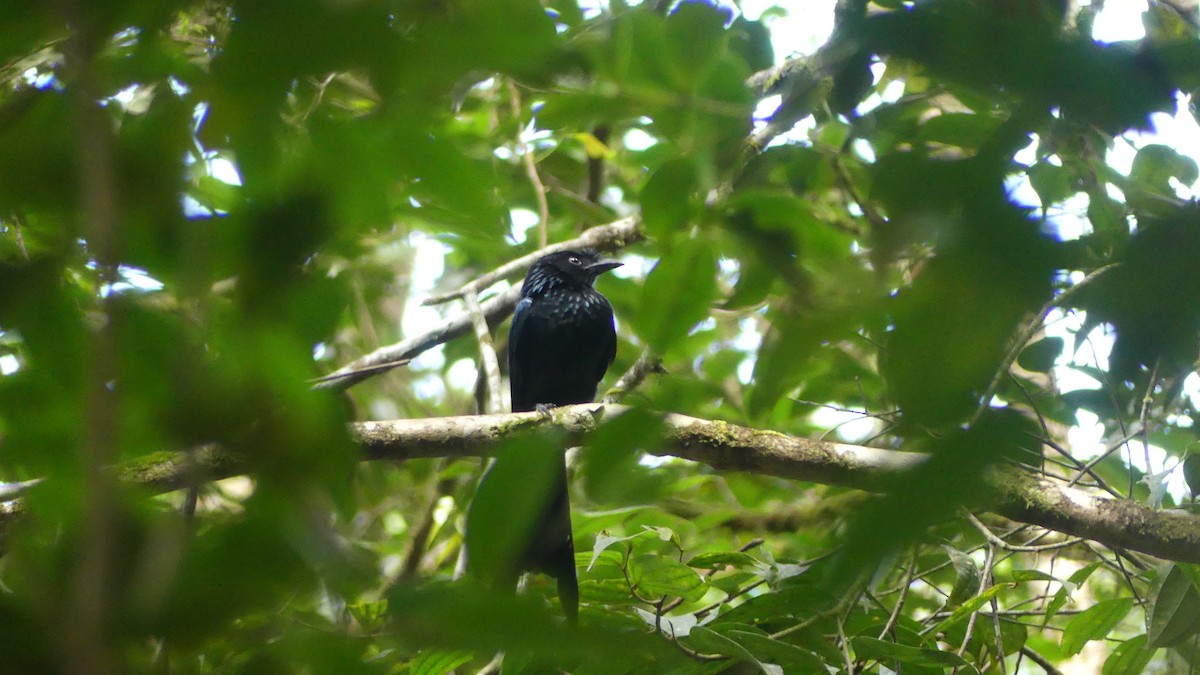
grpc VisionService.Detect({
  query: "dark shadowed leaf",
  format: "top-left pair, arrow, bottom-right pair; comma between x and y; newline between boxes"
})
1018,337 -> 1065,373
1103,634 -> 1157,675
1147,564 -> 1200,648
641,158 -> 699,239
851,636 -> 969,667
636,238 -> 719,354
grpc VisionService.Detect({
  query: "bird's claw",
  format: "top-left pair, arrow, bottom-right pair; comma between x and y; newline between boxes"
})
534,403 -> 556,418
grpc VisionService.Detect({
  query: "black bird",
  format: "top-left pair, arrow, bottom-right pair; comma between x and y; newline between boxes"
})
473,248 -> 621,622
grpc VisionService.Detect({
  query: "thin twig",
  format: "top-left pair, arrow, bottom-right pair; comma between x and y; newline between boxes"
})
603,348 -> 665,403
314,284 -> 521,391
421,216 -> 641,306
836,606 -> 856,674
989,594 -> 1007,674
956,544 -> 995,659
300,72 -> 337,122
0,478 -> 44,500
1009,376 -> 1123,499
964,512 -> 1082,553
971,264 -> 1119,427
474,652 -> 504,675
9,213 -> 28,259
1019,646 -> 1064,675
309,358 -> 412,385
1066,424 -> 1146,488
464,287 -> 504,415
394,467 -> 457,583
507,78 -> 549,250
878,552 -> 917,639
832,152 -> 879,235
929,607 -> 1087,620
771,572 -> 863,641
1139,360 -> 1160,480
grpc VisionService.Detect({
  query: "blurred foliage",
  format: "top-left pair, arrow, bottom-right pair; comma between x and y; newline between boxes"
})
2,0 -> 1200,672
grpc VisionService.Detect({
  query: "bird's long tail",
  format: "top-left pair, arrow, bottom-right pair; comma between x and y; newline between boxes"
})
530,454 -> 579,623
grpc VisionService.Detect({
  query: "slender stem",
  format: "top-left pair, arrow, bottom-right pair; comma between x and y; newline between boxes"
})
507,78 -> 549,250
971,265 -> 1118,428
463,287 -> 504,414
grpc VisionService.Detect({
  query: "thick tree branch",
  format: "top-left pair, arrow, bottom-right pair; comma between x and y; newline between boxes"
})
352,408 -> 1200,564
21,405 -> 1196,565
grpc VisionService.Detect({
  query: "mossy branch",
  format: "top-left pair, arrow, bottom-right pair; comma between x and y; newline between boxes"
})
7,404 -> 1198,564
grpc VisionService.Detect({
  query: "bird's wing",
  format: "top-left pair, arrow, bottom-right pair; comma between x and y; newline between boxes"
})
598,303 -> 617,383
508,296 -> 534,412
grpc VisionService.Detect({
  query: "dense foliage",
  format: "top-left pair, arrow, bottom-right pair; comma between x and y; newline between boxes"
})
2,0 -> 1200,672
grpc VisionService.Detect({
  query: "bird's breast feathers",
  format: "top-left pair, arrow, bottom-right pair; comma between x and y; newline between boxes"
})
531,288 -> 613,323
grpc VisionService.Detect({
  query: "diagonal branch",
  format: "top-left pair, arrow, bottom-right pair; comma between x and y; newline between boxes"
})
313,283 -> 522,391
314,217 -> 643,391
463,286 -> 504,414
421,216 -> 642,307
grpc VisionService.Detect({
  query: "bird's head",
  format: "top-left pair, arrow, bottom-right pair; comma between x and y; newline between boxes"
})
524,249 -> 622,293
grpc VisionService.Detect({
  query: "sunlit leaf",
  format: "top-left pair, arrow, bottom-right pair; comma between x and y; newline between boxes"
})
1062,598 -> 1134,656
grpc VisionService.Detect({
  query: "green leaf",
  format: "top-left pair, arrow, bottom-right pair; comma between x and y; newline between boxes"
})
641,158 -> 699,239
727,16 -> 774,73
1147,564 -> 1200,648
1010,568 -> 1067,585
725,631 -> 828,672
1103,634 -> 1157,675
587,531 -> 643,571
580,408 -> 667,504
688,551 -> 761,569
686,627 -> 783,675
1046,558 -> 1102,623
943,545 -> 981,608
409,649 -> 473,675
636,238 -> 718,355
918,112 -> 1004,150
1017,336 -> 1065,373
347,600 -> 388,632
629,553 -> 707,602
1061,598 -> 1134,656
464,434 -> 566,588
1027,162 -> 1073,207
930,583 -> 1017,636
1131,144 -> 1199,194
881,205 -> 1055,427
851,636 -> 969,667
578,550 -> 637,603
190,174 -> 241,213
664,1 -> 730,88
578,577 -> 638,604
717,584 -> 836,625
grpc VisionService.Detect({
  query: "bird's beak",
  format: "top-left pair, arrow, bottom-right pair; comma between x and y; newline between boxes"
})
585,259 -> 623,275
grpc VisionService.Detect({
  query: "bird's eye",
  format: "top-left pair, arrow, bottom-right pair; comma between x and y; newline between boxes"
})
568,256 -> 581,265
